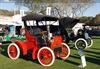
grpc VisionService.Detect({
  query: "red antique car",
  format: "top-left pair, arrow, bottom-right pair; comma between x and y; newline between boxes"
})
7,14 -> 70,66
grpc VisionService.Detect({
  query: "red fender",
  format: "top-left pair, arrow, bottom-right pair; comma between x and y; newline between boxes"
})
50,36 -> 63,49
15,40 -> 28,55
32,47 -> 39,59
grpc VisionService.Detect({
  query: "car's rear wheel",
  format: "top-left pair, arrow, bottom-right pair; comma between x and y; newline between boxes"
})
86,37 -> 93,48
54,43 -> 70,60
7,43 -> 20,60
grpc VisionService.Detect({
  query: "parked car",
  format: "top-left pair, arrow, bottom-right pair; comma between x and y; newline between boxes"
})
87,29 -> 100,36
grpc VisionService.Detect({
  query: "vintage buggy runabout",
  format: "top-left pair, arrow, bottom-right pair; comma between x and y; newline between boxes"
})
59,17 -> 93,50
7,14 -> 70,66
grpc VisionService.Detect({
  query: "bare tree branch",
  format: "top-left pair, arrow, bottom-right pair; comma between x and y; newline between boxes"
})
13,0 -> 94,17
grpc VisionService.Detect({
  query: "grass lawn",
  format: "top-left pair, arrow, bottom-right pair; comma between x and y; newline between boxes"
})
0,37 -> 100,69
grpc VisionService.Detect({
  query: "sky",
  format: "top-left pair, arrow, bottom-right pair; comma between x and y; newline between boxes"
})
83,3 -> 100,16
0,1 -> 100,17
0,2 -> 29,11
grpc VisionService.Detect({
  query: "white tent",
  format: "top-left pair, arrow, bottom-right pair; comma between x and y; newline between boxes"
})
12,14 -> 25,26
0,14 -> 24,26
0,14 -> 25,36
0,15 -> 13,25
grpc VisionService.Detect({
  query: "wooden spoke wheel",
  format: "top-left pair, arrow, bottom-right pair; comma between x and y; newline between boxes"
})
54,43 -> 70,60
37,47 -> 55,66
7,43 -> 20,60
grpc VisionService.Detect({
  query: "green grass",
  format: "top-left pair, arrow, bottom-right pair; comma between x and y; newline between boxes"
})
0,37 -> 100,69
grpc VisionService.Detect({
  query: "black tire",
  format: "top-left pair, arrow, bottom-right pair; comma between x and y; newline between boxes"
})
75,38 -> 88,50
86,37 -> 93,48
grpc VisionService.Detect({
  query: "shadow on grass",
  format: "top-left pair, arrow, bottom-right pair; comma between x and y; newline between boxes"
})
20,54 -> 40,65
86,54 -> 100,59
85,50 -> 100,55
90,48 -> 100,50
92,37 -> 100,39
86,56 -> 100,65
1,50 -> 40,65
0,44 -> 8,58
64,55 -> 80,66
0,45 -> 40,65
65,59 -> 80,66
67,54 -> 100,65
69,46 -> 75,49
70,55 -> 80,59
73,53 -> 100,65
68,44 -> 75,49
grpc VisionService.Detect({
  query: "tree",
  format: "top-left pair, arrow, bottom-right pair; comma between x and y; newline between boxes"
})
0,9 -> 13,16
94,14 -> 100,23
13,0 -> 94,17
79,16 -> 93,23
